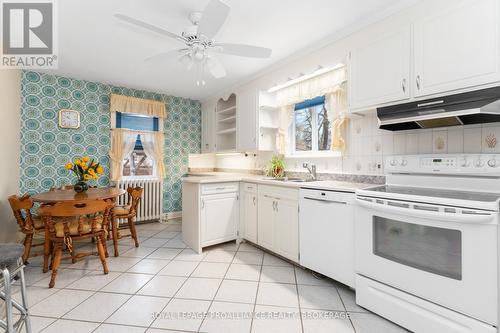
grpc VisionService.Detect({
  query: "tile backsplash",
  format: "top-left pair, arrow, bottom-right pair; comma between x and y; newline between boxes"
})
189,111 -> 500,176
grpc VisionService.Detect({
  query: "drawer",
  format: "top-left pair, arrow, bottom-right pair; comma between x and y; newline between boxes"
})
258,184 -> 298,201
242,182 -> 257,194
201,182 -> 239,195
356,275 -> 496,333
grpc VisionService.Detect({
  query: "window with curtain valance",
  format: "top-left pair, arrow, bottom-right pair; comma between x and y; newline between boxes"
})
110,94 -> 166,118
274,65 -> 348,155
109,95 -> 166,181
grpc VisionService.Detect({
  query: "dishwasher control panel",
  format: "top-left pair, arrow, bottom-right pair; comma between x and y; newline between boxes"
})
300,188 -> 355,205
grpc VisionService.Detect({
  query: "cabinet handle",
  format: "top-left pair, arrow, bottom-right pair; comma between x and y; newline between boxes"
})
416,75 -> 421,90
272,201 -> 276,211
275,201 -> 278,212
253,196 -> 256,205
401,78 -> 406,93
201,200 -> 205,208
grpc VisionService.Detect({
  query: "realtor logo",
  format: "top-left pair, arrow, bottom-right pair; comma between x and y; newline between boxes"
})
1,0 -> 58,68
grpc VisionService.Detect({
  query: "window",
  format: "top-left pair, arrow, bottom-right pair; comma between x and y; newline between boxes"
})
122,135 -> 155,177
116,112 -> 158,177
292,96 -> 331,154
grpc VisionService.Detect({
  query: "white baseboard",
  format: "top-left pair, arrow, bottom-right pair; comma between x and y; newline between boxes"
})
163,211 -> 182,220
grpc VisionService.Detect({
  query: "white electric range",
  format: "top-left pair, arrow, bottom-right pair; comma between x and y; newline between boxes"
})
354,154 -> 500,333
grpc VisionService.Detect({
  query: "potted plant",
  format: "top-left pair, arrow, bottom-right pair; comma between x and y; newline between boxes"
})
265,154 -> 286,179
64,156 -> 104,193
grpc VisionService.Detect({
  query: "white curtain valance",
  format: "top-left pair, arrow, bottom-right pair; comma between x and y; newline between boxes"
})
110,94 -> 167,118
275,66 -> 347,107
109,128 -> 165,181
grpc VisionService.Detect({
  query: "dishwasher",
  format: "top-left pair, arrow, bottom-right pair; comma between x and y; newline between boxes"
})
299,188 -> 355,288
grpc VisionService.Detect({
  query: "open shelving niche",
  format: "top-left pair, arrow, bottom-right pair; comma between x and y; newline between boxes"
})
258,92 -> 279,151
216,93 -> 237,151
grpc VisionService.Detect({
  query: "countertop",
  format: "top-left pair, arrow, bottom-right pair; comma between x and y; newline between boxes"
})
181,172 -> 375,193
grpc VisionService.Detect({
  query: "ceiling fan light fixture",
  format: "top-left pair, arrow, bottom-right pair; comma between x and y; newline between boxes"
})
117,0 -> 272,87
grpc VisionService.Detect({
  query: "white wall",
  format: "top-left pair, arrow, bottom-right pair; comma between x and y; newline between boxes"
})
0,70 -> 21,242
195,0 -> 498,175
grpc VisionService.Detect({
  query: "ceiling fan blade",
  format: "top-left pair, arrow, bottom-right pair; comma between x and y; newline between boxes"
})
197,0 -> 230,39
206,56 -> 226,79
213,43 -> 272,58
115,13 -> 186,43
144,49 -> 189,62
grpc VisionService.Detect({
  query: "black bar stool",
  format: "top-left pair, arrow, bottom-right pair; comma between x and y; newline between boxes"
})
0,243 -> 31,333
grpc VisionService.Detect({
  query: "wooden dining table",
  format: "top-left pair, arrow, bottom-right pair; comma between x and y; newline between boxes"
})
32,187 -> 126,203
32,187 -> 127,272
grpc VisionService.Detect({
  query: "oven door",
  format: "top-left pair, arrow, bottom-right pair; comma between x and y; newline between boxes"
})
355,196 -> 498,325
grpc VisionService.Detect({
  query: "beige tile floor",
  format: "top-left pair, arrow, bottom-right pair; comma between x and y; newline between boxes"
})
5,219 -> 410,333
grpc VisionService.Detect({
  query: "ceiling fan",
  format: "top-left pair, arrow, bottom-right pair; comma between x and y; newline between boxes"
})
115,0 -> 272,86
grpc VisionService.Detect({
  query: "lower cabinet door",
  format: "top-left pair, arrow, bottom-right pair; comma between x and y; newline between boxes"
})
274,198 -> 299,262
242,191 -> 258,243
257,195 -> 275,251
201,192 -> 238,246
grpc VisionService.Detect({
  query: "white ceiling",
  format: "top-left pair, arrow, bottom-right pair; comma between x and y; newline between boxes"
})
45,0 -> 414,100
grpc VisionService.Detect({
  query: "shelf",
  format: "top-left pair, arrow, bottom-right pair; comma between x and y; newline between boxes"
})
217,105 -> 236,114
260,125 -> 279,130
260,105 -> 278,112
218,115 -> 237,123
217,128 -> 237,135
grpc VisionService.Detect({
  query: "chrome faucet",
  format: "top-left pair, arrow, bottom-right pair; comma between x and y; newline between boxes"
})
302,162 -> 317,181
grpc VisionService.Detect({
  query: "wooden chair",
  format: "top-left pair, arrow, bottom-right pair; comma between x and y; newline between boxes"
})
111,186 -> 143,257
8,194 -> 46,264
38,200 -> 112,288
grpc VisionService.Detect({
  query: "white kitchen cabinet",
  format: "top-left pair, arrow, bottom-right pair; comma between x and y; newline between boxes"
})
257,185 -> 299,262
240,183 -> 258,243
257,193 -> 274,250
201,192 -> 239,246
237,90 -> 258,151
182,181 -> 239,253
201,101 -> 215,153
274,197 -> 299,262
349,26 -> 411,110
413,0 -> 500,97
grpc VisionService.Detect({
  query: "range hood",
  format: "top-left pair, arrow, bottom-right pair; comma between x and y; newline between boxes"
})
377,86 -> 500,131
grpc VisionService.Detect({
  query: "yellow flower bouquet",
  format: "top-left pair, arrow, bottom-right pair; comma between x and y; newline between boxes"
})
65,156 -> 104,192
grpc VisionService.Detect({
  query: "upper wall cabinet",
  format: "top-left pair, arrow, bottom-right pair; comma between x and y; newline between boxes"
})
201,101 -> 215,153
235,90 -> 278,152
236,89 -> 258,151
349,26 -> 411,110
413,0 -> 500,97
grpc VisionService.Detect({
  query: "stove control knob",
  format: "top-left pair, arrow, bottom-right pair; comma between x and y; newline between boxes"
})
460,158 -> 470,167
488,159 -> 499,168
475,159 -> 485,168
400,159 -> 408,166
390,159 -> 398,166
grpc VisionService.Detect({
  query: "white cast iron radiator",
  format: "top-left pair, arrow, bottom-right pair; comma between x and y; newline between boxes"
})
114,178 -> 163,222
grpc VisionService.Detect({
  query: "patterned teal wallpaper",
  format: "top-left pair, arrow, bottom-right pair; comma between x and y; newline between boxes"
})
20,71 -> 201,213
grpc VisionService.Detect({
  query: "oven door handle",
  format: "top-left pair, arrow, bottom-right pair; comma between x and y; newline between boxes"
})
356,198 -> 497,224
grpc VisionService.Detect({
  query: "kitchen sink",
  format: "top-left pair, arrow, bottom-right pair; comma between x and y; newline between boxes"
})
265,177 -> 316,182
287,178 -> 316,182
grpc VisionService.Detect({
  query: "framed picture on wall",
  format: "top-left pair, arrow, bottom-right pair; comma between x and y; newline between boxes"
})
58,109 -> 80,129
